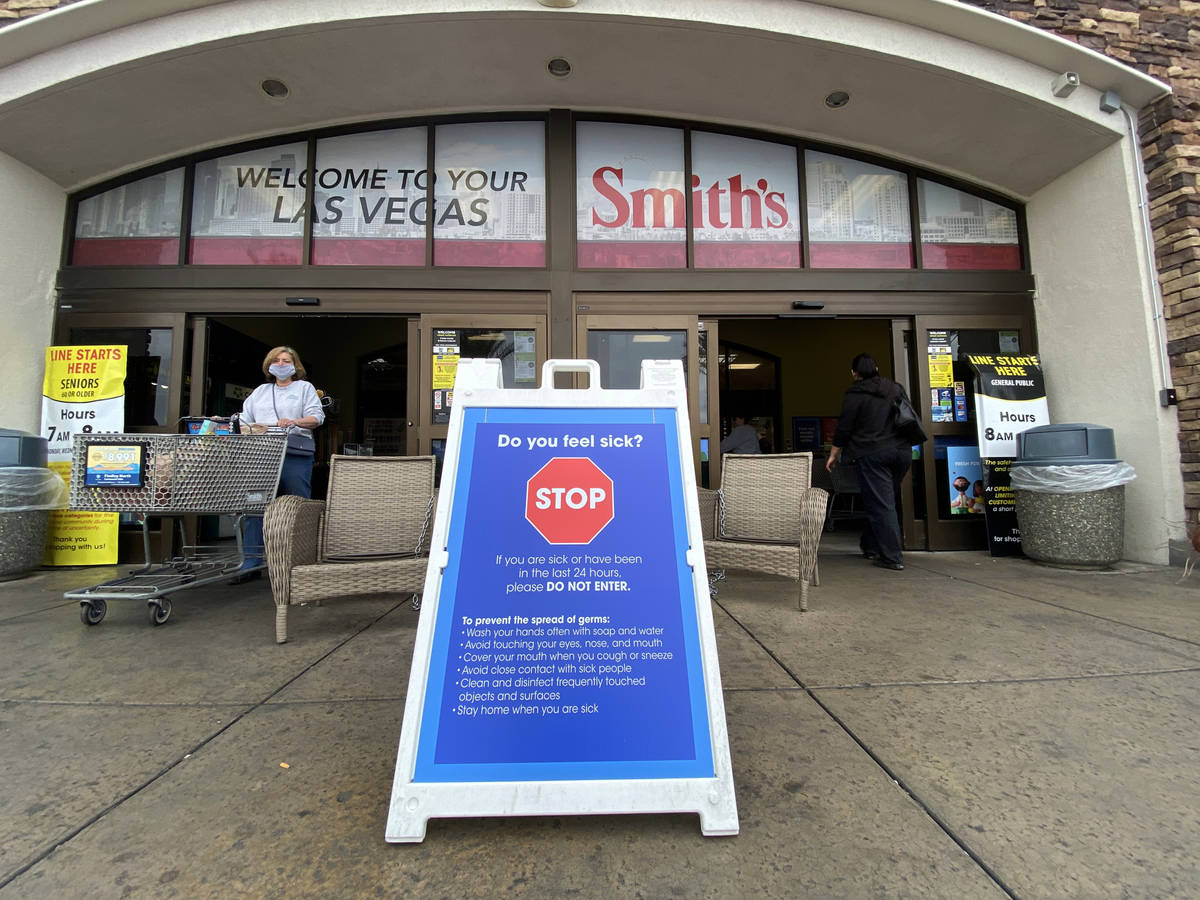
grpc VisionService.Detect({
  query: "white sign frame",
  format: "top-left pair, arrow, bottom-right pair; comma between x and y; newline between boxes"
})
386,358 -> 738,842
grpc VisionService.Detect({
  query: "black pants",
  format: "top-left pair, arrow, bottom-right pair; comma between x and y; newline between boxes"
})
855,445 -> 912,565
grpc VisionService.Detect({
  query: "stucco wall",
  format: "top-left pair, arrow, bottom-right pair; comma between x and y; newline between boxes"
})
0,150 -> 63,433
1027,138 -> 1186,563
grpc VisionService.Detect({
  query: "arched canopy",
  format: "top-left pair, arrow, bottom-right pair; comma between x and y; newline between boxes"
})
0,0 -> 1167,195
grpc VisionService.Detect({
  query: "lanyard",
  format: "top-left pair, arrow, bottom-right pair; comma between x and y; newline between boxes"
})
271,384 -> 295,431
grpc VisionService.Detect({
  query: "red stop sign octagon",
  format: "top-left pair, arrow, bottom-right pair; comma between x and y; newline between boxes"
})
525,457 -> 615,545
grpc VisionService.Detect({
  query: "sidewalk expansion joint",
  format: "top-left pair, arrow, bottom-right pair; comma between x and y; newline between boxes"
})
0,597 -> 408,892
0,599 -> 85,625
715,596 -> 1021,900
0,698 -> 252,708
0,695 -> 416,708
935,570 -> 1200,652
808,665 -> 1200,691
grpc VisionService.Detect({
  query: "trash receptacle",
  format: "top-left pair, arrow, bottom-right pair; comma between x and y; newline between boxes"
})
1011,424 -> 1136,568
0,429 -> 67,580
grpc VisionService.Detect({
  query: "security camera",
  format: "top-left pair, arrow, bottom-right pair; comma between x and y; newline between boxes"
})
1051,72 -> 1080,98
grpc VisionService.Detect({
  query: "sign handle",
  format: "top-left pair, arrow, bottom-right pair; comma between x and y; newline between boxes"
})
540,358 -> 602,389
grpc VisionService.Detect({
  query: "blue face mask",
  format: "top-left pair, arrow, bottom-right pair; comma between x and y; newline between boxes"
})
269,363 -> 296,381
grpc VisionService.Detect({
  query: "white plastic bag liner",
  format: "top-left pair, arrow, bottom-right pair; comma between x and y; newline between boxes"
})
0,467 -> 67,511
1011,462 -> 1136,494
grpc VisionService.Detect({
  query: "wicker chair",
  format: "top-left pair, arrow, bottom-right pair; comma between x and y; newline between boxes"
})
263,455 -> 436,643
698,452 -> 828,611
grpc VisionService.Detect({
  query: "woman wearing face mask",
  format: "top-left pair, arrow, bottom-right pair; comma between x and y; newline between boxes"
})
233,346 -> 325,583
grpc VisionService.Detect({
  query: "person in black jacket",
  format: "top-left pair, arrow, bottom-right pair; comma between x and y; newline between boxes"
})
826,353 -> 912,571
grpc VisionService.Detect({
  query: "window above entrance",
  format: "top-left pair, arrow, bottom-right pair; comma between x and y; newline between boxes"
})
311,127 -> 428,267
68,114 -> 1024,274
71,168 -> 183,266
189,142 -> 308,265
805,151 -> 912,269
917,179 -> 1021,271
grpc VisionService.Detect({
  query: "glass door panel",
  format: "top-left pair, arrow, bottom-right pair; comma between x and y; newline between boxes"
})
716,340 -> 781,457
418,315 -> 547,477
587,329 -> 687,387
577,314 -> 711,484
913,315 -> 1034,550
56,313 -> 187,433
54,312 -> 188,562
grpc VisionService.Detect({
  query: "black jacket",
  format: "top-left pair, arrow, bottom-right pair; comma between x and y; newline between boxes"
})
832,375 -> 907,459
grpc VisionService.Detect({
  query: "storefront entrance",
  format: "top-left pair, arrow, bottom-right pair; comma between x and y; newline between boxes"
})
706,314 -> 1037,553
55,302 -> 1036,558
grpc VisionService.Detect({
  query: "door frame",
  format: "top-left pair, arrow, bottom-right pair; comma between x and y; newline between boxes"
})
890,317 -> 925,551
913,313 -> 1035,550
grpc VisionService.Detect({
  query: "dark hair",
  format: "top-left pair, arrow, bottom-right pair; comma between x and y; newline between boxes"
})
851,353 -> 879,379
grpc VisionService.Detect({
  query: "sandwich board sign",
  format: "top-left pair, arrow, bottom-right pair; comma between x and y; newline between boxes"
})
386,358 -> 738,841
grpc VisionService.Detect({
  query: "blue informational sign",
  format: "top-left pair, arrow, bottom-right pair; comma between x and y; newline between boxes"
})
414,408 -> 713,782
387,358 -> 738,842
83,442 -> 145,487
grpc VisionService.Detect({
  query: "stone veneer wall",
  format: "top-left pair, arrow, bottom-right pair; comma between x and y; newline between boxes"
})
961,1 -> 1200,526
0,0 -> 81,21
3,0 -> 1199,520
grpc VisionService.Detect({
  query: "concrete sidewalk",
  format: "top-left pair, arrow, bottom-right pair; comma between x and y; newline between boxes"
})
1,538 -> 1198,898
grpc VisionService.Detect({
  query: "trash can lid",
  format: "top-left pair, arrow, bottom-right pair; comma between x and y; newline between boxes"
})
1015,423 -> 1119,467
0,429 -> 48,468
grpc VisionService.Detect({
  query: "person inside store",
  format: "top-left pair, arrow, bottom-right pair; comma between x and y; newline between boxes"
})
825,353 -> 912,571
757,427 -> 773,454
720,414 -> 762,455
232,346 -> 325,584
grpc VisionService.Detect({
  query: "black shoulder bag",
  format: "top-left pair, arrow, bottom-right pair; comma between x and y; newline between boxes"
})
892,384 -> 928,445
273,386 -> 316,456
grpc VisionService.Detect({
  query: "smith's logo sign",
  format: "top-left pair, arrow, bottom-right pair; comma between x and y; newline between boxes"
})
589,167 -> 791,230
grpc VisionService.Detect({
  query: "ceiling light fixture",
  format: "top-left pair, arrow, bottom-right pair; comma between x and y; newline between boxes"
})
547,57 -> 572,78
538,0 -> 578,7
260,78 -> 289,99
824,90 -> 850,110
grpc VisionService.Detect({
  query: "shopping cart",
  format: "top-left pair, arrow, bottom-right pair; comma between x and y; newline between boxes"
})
63,429 -> 286,626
